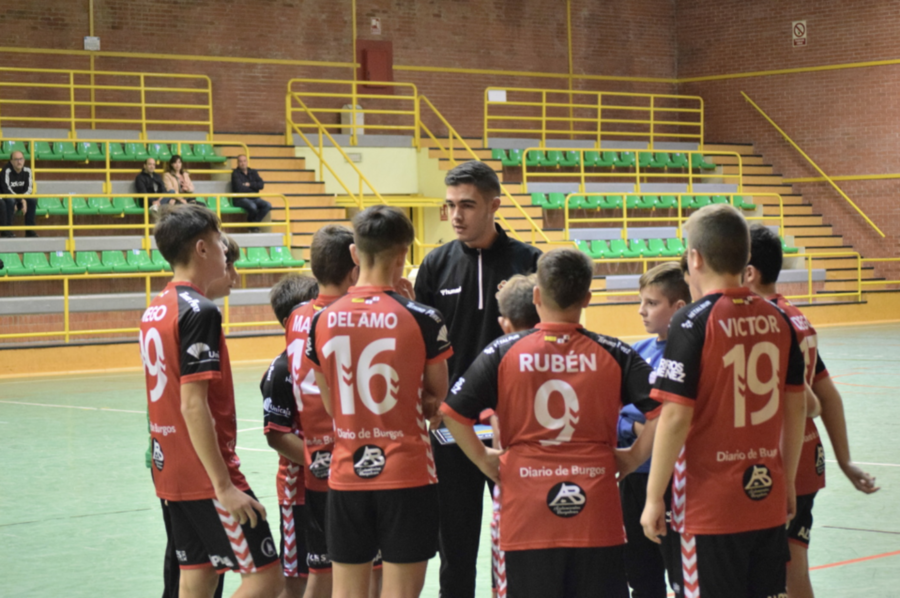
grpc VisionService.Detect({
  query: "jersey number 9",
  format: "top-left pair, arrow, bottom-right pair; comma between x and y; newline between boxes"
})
140,327 -> 167,403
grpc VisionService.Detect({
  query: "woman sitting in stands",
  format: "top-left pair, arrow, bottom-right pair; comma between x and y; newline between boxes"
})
162,155 -> 196,203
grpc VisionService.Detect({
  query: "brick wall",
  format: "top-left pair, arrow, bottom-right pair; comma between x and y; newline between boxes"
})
1,0 -> 676,137
677,0 -> 900,265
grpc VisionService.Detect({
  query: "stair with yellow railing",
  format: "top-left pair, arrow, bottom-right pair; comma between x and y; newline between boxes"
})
214,133 -> 351,261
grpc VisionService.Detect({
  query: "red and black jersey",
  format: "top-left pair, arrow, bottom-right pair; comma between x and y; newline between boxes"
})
305,286 -> 453,491
285,294 -> 340,493
141,281 -> 248,502
261,350 -> 305,506
442,322 -> 661,551
770,294 -> 828,496
652,287 -> 806,535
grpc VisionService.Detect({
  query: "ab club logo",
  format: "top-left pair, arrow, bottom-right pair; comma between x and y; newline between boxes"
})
309,450 -> 333,480
353,445 -> 386,478
152,439 -> 165,471
743,464 -> 773,500
546,482 -> 587,517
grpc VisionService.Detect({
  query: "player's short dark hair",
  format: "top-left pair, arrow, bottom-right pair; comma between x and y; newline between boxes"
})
748,223 -> 783,286
497,274 -> 539,330
537,248 -> 594,310
684,204 -> 749,275
269,274 -> 319,325
154,203 -> 220,267
311,224 -> 355,286
639,262 -> 691,304
352,205 -> 415,258
444,160 -> 501,201
220,232 -> 240,265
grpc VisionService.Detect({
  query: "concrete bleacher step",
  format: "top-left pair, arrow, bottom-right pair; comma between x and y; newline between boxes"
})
289,220 -> 353,234
428,148 -> 493,161
812,257 -> 860,269
283,195 -> 344,208
213,133 -> 287,145
258,169 -> 317,182
793,236 -> 846,248
245,157 -> 307,170
704,143 -> 756,155
784,225 -> 834,236
711,155 -> 765,166
420,137 -> 484,149
742,175 -> 785,186
825,268 -> 877,280
271,207 -> 347,220
723,165 -> 774,175
265,182 -> 326,194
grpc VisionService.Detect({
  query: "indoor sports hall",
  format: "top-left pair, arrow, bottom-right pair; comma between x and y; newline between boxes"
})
1,2 -> 898,597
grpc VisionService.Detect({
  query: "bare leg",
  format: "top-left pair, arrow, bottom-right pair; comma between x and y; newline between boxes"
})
368,566 -> 382,598
302,571 -> 332,598
379,561 -> 428,598
279,576 -> 307,598
787,543 -> 815,598
232,564 -> 285,598
180,567 -> 221,598
332,562 -> 373,598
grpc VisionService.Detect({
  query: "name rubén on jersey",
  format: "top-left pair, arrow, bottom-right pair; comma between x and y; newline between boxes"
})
519,352 -> 597,373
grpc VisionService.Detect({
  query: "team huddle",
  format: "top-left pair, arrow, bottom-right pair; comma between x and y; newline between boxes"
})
141,161 -> 878,598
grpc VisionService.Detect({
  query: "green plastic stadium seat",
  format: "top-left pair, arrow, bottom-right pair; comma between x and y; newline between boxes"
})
530,192 -> 547,207
540,151 -> 562,168
691,154 -> 717,170
112,196 -> 146,216
491,148 -> 506,161
147,143 -> 172,163
106,143 -> 126,161
574,239 -> 593,258
124,143 -> 149,161
75,142 -> 104,162
599,195 -> 623,210
733,195 -> 757,210
1,140 -> 30,160
625,195 -> 640,210
219,197 -> 245,215
636,195 -> 657,210
68,197 -> 99,216
597,152 -> 618,168
647,238 -> 667,258
234,247 -> 255,269
650,152 -> 671,169
0,253 -> 32,276
39,198 -> 67,217
781,237 -> 800,254
607,239 -> 627,259
614,152 -> 635,168
590,240 -> 612,259
246,247 -> 276,267
269,246 -> 306,267
151,250 -> 171,271
559,151 -> 580,168
75,251 -> 112,274
656,195 -> 677,209
638,152 -> 653,169
23,252 -> 61,275
89,197 -> 122,215
581,195 -> 603,210
190,196 -> 209,207
49,250 -> 86,275
711,195 -> 729,205
180,144 -> 202,163
33,141 -> 55,160
582,151 -> 600,168
501,149 -> 522,168
669,153 -> 689,169
547,193 -> 566,210
623,239 -> 647,258
666,238 -> 686,256
51,142 -> 78,161
126,249 -> 160,272
195,144 -> 227,163
567,195 -> 586,210
524,150 -> 543,168
692,195 -> 712,209
100,250 -> 135,273
678,195 -> 695,210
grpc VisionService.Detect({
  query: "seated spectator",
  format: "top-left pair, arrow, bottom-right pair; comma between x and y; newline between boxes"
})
134,158 -> 176,210
162,155 -> 196,202
231,154 -> 271,232
0,150 -> 37,237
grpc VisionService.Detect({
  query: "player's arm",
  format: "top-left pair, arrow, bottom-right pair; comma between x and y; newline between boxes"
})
422,360 -> 448,420
266,432 -> 306,464
642,402 -> 693,543
444,416 -> 501,484
182,380 -> 266,527
314,371 -> 333,417
805,382 -> 821,418
614,341 -> 663,479
617,417 -> 658,478
813,374 -> 880,493
781,322 -> 809,521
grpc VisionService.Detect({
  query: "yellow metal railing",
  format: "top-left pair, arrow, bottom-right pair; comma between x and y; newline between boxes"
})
521,148 -> 742,194
484,87 -> 704,149
741,91 -> 885,238
285,78 -> 419,148
562,192 -> 783,241
3,138 -> 248,194
0,67 -> 213,139
0,192 -> 293,252
417,94 -> 566,248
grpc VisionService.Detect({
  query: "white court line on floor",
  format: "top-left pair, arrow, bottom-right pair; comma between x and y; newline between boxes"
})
238,426 -> 264,433
236,446 -> 273,452
826,459 -> 900,468
0,400 -> 260,423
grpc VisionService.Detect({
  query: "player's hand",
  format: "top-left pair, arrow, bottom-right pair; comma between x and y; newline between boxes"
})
395,277 -> 415,300
641,498 -> 666,544
216,485 -> 267,528
614,447 -> 638,478
479,448 -> 503,485
840,461 -> 880,494
428,412 -> 443,430
786,484 -> 797,522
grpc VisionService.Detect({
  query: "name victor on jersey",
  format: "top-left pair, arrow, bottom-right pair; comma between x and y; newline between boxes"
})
718,315 -> 782,338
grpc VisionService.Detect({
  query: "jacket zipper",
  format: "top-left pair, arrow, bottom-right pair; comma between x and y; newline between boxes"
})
478,249 -> 484,310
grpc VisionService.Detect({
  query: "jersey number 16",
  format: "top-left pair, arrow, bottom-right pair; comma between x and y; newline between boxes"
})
322,336 -> 400,416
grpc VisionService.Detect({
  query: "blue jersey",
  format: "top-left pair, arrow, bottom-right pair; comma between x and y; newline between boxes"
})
617,337 -> 666,474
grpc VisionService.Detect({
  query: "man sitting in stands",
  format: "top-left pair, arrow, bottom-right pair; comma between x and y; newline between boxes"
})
0,150 -> 37,237
135,158 -> 176,211
231,154 -> 271,232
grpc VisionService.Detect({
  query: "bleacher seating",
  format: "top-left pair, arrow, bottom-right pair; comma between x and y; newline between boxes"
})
529,193 -> 756,211
493,149 -> 718,170
0,141 -> 227,163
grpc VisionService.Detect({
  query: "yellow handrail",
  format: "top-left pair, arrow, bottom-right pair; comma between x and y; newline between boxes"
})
483,87 -> 704,149
6,137 -> 249,195
0,66 -> 213,139
417,94 -> 560,247
741,91 -> 885,238
788,252 -> 863,304
520,148 -> 742,194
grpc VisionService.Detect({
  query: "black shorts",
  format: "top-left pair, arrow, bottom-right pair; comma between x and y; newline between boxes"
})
787,492 -> 816,549
279,504 -> 309,578
681,525 -> 789,598
305,489 -> 331,572
504,545 -> 628,598
327,484 -> 439,565
167,489 -> 280,574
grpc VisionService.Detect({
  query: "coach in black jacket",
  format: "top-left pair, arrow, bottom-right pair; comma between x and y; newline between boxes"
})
0,151 -> 37,237
414,161 -> 541,598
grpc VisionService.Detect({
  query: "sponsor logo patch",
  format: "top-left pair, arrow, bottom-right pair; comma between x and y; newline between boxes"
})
815,443 -> 825,476
352,445 -> 385,478
546,481 -> 586,517
261,537 -> 277,558
309,450 -> 332,480
656,358 -> 686,383
743,464 -> 773,501
152,438 -> 165,471
263,397 -> 292,419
